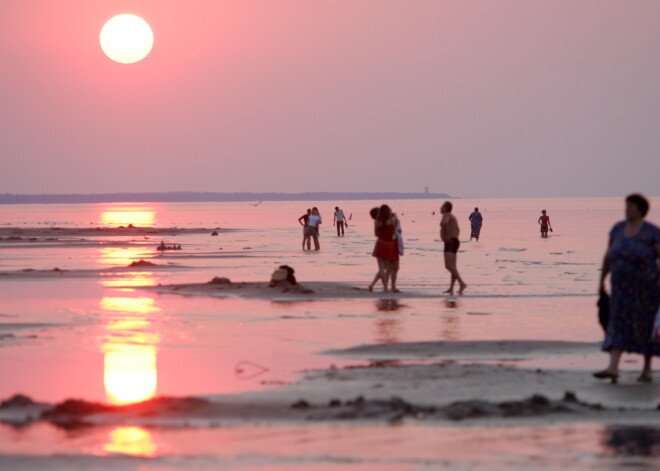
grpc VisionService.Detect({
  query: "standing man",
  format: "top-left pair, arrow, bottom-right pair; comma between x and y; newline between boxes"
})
333,206 -> 348,237
538,210 -> 552,238
440,201 -> 467,295
468,207 -> 483,242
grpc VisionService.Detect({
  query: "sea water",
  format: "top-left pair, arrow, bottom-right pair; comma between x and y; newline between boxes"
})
0,196 -> 658,470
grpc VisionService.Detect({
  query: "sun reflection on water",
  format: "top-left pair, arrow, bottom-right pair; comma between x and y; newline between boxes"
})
99,247 -> 149,266
104,426 -> 157,456
100,295 -> 161,405
100,206 -> 156,227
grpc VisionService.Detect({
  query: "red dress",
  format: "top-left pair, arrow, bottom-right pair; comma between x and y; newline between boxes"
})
374,223 -> 399,262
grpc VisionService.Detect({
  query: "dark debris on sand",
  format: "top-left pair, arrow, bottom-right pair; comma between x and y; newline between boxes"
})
0,392 -> 647,428
291,392 -> 616,423
128,259 -> 157,267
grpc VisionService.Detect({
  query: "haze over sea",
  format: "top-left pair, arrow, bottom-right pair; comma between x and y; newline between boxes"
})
1,196 -> 659,470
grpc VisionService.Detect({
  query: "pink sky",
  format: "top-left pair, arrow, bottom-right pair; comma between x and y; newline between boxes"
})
1,1 -> 659,197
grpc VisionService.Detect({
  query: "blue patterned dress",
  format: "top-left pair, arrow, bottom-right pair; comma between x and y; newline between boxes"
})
602,221 -> 660,356
469,211 -> 483,239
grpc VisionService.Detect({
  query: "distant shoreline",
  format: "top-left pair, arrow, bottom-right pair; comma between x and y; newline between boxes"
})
0,192 -> 454,205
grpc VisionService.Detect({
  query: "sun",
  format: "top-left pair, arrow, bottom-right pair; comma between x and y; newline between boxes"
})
100,14 -> 153,64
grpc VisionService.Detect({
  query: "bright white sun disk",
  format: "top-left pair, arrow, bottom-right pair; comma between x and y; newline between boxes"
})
100,14 -> 153,64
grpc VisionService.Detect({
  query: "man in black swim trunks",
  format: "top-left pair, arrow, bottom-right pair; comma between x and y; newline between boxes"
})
440,201 -> 467,295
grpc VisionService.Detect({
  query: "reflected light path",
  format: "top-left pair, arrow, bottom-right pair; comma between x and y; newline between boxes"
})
100,294 -> 161,405
99,247 -> 148,267
100,206 -> 156,227
104,426 -> 157,456
99,247 -> 157,289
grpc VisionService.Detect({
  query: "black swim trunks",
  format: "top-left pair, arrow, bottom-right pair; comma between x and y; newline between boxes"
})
540,225 -> 548,233
444,238 -> 460,254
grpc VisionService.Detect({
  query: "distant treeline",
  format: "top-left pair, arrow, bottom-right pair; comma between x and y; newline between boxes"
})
0,192 -> 453,205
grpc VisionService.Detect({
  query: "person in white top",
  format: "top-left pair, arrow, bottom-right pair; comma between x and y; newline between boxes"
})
307,207 -> 322,250
333,206 -> 348,236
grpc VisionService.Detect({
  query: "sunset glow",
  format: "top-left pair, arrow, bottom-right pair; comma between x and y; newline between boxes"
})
101,295 -> 160,405
100,14 -> 153,64
104,426 -> 157,456
100,207 -> 155,227
104,346 -> 157,404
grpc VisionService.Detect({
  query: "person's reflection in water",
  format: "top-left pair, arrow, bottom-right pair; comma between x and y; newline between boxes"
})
374,299 -> 405,344
602,425 -> 660,456
440,315 -> 460,341
376,299 -> 405,312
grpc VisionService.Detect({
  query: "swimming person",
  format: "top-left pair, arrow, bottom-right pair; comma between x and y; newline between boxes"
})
538,210 -> 552,238
468,207 -> 483,241
333,206 -> 348,236
440,201 -> 467,295
298,208 -> 312,251
594,194 -> 660,383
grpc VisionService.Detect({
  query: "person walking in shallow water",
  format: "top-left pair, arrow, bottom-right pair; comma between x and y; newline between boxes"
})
333,206 -> 348,236
440,201 -> 467,295
468,207 -> 483,242
538,210 -> 552,238
594,194 -> 660,384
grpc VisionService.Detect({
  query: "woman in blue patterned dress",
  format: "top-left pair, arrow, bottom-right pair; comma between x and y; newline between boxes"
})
595,194 -> 660,383
469,207 -> 483,242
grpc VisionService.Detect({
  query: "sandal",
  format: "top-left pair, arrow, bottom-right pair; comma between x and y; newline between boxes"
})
593,370 -> 619,384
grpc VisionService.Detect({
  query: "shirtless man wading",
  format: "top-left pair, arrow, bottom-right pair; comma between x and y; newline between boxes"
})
440,201 -> 467,295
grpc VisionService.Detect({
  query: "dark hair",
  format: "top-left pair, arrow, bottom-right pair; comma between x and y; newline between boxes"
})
377,204 -> 392,226
474,207 -> 478,212
370,207 -> 379,219
443,201 -> 452,212
542,210 -> 546,214
626,193 -> 650,217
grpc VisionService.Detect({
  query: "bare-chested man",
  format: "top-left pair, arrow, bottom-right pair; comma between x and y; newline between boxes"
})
440,201 -> 467,295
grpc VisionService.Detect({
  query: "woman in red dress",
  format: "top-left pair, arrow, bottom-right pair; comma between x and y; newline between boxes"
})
368,204 -> 400,292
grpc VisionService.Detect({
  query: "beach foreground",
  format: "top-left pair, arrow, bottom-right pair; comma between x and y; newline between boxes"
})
1,199 -> 659,469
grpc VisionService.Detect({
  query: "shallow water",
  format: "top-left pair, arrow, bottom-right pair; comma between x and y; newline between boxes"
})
1,197 -> 659,468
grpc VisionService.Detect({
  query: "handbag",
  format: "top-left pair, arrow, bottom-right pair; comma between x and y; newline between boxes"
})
652,304 -> 660,342
597,291 -> 610,332
374,239 -> 395,259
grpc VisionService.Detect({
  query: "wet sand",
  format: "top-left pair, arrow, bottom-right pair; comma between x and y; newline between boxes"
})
2,338 -> 658,429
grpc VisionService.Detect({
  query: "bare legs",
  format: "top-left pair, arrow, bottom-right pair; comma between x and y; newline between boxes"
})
443,252 -> 467,295
594,349 -> 653,383
311,228 -> 320,251
640,355 -> 653,382
390,261 -> 400,293
369,258 -> 393,292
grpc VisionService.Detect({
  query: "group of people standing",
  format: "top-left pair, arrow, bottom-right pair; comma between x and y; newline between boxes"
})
367,201 -> 467,295
297,195 -> 660,383
297,207 -> 322,251
298,206 -> 349,251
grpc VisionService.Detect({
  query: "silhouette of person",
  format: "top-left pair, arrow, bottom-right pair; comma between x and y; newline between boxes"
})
333,206 -> 348,236
440,201 -> 467,295
594,194 -> 660,384
538,210 -> 552,238
308,207 -> 322,250
368,205 -> 400,292
468,207 -> 483,241
298,208 -> 312,250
